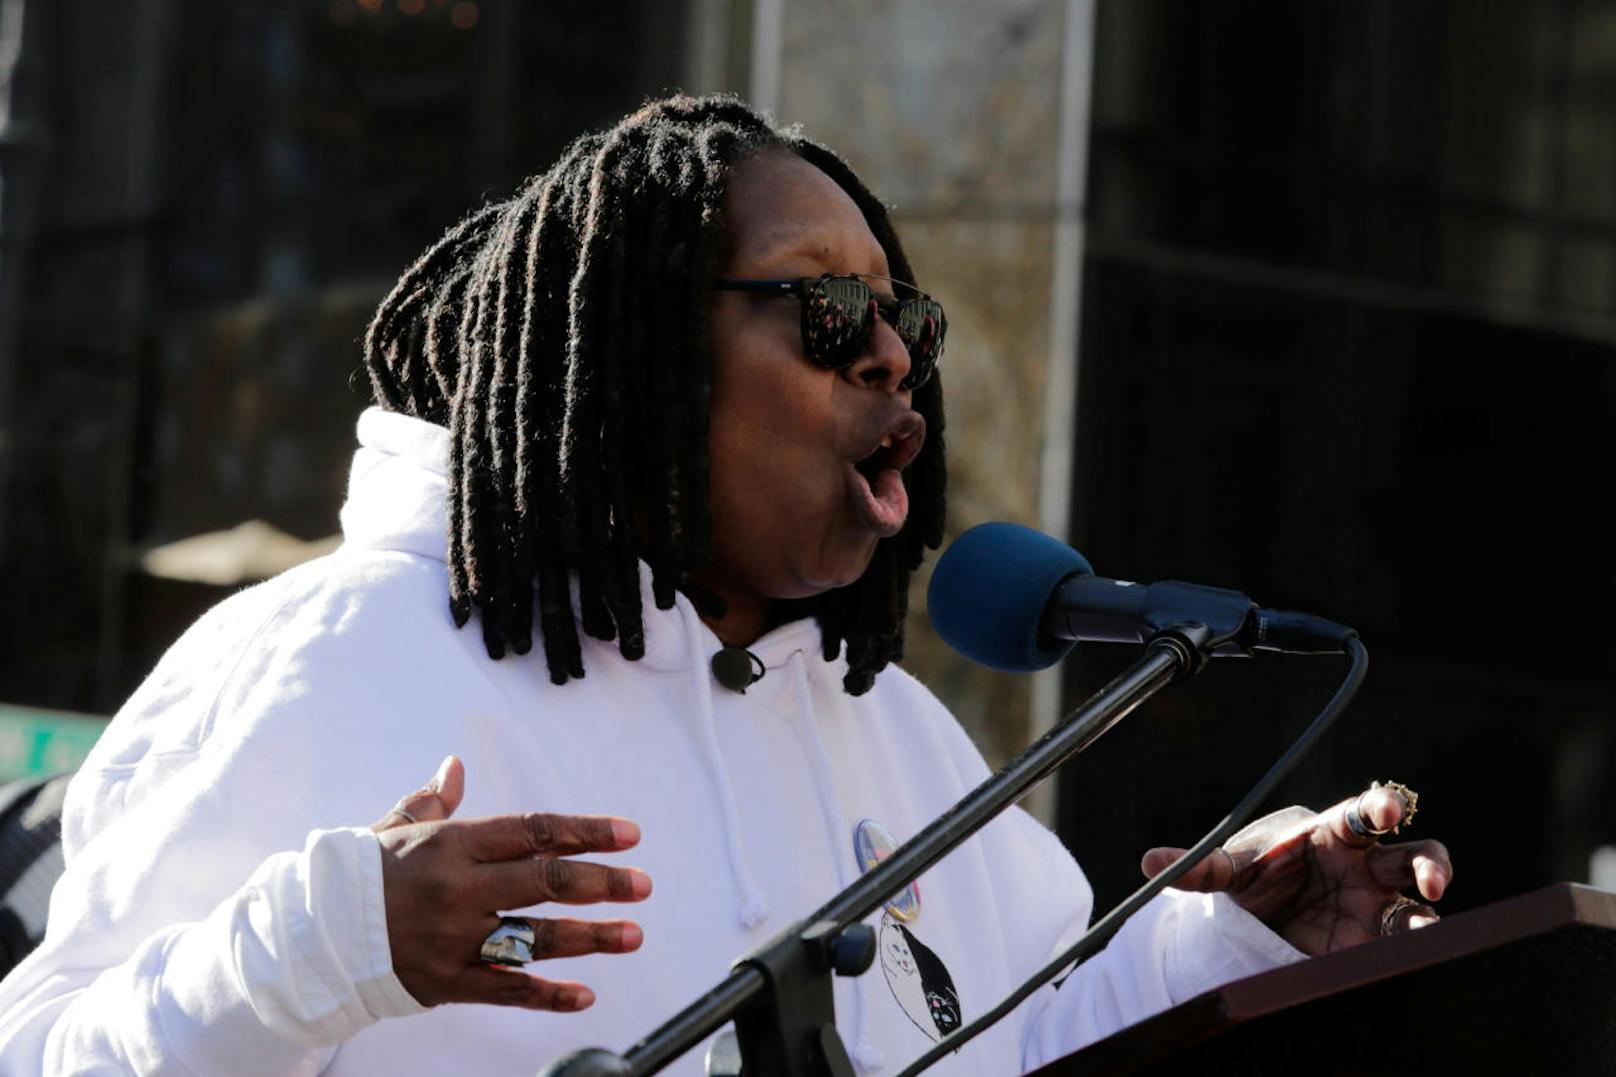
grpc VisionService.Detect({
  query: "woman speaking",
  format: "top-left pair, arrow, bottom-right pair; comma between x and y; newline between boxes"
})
0,95 -> 1450,1075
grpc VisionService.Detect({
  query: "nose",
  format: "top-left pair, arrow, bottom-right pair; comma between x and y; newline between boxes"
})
840,298 -> 912,392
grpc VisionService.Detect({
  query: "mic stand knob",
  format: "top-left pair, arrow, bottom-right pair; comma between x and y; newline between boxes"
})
1146,622 -> 1214,681
829,923 -> 876,976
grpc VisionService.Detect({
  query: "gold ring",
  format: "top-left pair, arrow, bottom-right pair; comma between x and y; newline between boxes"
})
1379,896 -> 1421,936
1374,780 -> 1419,835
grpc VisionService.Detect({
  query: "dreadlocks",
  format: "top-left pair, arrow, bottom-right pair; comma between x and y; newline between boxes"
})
362,93 -> 946,695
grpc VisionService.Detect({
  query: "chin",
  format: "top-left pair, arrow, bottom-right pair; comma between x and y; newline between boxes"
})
788,539 -> 880,597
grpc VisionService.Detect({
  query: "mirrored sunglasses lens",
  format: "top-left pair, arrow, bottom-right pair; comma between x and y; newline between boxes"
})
802,277 -> 874,367
896,299 -> 945,385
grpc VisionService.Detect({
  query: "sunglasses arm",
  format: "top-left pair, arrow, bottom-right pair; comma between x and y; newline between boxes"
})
710,278 -> 806,297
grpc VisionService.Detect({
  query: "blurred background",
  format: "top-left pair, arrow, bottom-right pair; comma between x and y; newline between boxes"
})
1,0 -> 1613,922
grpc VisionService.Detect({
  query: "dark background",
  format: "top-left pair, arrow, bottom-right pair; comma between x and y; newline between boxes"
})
1,0 -> 1612,924
0,0 -> 690,708
1058,0 -> 1616,914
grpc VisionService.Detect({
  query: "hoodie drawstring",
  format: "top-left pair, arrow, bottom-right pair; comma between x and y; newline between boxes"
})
678,601 -> 771,930
788,653 -> 885,1074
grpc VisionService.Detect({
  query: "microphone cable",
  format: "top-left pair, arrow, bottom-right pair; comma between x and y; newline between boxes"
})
893,635 -> 1370,1077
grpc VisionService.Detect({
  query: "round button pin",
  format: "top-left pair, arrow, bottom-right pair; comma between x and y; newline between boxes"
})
853,818 -> 921,922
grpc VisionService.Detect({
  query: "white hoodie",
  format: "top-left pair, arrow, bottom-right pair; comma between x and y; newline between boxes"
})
0,408 -> 1302,1075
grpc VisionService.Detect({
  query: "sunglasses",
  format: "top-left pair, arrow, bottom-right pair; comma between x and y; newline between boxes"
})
710,273 -> 946,390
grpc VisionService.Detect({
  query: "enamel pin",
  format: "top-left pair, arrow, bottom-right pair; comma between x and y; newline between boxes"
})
853,818 -> 921,922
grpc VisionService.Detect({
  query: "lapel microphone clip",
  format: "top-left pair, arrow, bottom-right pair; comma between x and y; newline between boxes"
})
711,646 -> 766,693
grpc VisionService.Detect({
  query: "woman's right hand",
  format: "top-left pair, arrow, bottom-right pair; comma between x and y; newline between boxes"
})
369,756 -> 650,1012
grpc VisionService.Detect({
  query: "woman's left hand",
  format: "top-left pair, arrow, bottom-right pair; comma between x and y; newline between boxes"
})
1139,782 -> 1453,956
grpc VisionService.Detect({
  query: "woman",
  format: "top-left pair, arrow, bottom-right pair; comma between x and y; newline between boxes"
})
0,94 -> 1450,1075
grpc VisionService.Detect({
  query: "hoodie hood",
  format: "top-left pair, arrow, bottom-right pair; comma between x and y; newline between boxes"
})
339,406 -> 827,676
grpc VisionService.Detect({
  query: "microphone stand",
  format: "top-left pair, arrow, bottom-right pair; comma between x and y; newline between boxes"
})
541,623 -> 1223,1077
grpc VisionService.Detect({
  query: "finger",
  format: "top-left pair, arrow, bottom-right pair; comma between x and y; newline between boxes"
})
440,965 -> 596,1011
1367,839 -> 1453,901
1358,784 -> 1412,835
481,856 -> 652,907
372,756 -> 465,832
1327,783 -> 1410,849
1412,844 -> 1453,901
433,756 -> 466,815
512,917 -> 644,961
459,811 -> 641,861
1140,847 -> 1239,892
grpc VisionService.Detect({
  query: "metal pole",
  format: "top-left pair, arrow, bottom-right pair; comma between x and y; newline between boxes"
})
1027,0 -> 1099,825
747,0 -> 781,114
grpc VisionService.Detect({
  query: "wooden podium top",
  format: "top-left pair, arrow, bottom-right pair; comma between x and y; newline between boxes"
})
1034,883 -> 1616,1076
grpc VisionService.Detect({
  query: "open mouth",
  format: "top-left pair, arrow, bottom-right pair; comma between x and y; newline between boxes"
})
854,411 -> 926,480
854,431 -> 920,483
846,411 -> 927,537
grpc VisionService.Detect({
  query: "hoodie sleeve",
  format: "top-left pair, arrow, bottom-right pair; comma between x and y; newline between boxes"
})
0,822 -> 423,1075
968,800 -> 1305,1070
900,678 -> 1307,1072
1018,882 -> 1306,1070
0,566 -> 438,1075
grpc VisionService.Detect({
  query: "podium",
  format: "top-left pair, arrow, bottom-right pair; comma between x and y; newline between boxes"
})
1033,883 -> 1616,1075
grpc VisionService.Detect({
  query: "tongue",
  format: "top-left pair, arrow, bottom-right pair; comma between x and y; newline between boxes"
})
850,465 -> 909,535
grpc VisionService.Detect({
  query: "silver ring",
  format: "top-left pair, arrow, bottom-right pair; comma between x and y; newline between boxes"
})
390,802 -> 420,825
1346,780 -> 1420,842
1344,794 -> 1380,842
480,916 -> 536,966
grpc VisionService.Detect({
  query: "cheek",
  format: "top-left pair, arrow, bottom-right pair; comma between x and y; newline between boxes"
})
707,374 -> 838,534
708,327 -> 829,495
703,332 -> 872,591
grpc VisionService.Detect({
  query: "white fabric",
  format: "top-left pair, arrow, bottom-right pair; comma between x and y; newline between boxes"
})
0,407 -> 1304,1075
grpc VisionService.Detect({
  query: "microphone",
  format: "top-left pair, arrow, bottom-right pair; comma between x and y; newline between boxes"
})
710,645 -> 765,692
926,522 -> 1354,672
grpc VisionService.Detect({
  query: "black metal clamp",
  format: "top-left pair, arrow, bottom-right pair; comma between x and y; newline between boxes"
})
730,919 -> 876,1076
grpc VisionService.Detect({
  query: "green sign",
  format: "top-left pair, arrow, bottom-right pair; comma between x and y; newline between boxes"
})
0,705 -> 109,783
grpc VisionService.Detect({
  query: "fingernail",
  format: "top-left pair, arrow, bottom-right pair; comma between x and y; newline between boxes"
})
612,819 -> 640,847
630,870 -> 653,899
430,755 -> 453,793
1140,849 -> 1173,873
571,986 -> 595,1010
620,923 -> 644,950
1410,914 -> 1438,930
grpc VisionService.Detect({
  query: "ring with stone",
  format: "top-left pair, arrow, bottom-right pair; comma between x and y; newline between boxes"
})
479,916 -> 536,966
1346,779 -> 1420,841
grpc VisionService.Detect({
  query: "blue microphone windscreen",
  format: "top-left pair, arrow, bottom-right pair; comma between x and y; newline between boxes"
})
926,522 -> 1094,672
